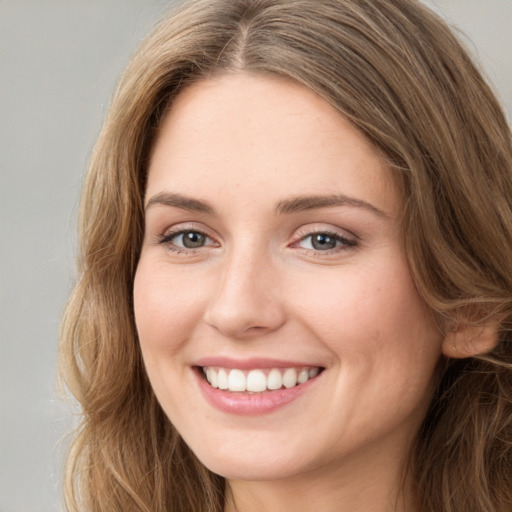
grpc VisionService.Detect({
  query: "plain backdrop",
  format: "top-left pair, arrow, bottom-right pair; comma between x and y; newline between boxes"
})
0,1 -> 510,510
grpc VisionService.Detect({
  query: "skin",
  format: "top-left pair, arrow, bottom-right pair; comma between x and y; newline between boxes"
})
133,73 -> 446,512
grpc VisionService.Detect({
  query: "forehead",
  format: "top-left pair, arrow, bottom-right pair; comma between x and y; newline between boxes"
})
147,73 -> 399,219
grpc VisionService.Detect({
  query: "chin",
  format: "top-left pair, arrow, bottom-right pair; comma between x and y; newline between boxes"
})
200,455 -> 302,482
187,433 -> 318,482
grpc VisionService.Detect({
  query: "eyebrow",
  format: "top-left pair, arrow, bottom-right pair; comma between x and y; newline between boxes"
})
145,192 -> 215,214
274,194 -> 388,218
145,192 -> 388,218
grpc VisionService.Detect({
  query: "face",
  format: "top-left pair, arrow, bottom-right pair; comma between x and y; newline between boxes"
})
134,73 -> 444,483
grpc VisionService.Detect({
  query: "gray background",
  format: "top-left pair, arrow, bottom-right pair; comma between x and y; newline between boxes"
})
0,1 -> 510,510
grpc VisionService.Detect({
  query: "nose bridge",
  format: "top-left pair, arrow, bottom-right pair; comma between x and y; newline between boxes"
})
204,238 -> 285,338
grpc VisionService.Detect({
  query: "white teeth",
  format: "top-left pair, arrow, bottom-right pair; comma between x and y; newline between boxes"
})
203,365 -> 321,393
228,369 -> 246,391
297,369 -> 309,384
246,370 -> 267,392
282,368 -> 298,388
207,367 -> 218,388
267,368 -> 283,390
218,368 -> 229,390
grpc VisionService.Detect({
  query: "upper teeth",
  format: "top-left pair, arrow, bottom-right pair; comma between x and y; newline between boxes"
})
203,367 -> 320,393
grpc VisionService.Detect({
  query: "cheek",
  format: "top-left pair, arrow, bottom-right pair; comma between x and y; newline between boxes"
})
133,259 -> 206,358
292,256 -> 442,368
132,259 -> 213,422
295,259 -> 442,440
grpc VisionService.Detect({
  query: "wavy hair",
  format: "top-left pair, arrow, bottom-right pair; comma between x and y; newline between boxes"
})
59,0 -> 512,510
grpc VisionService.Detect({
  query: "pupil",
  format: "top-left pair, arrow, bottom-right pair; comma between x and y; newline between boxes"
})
312,233 -> 336,250
183,231 -> 205,248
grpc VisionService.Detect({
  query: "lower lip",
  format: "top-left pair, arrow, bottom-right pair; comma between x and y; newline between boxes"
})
194,368 -> 321,415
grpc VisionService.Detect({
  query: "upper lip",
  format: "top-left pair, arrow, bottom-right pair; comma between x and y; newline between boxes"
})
194,356 -> 324,370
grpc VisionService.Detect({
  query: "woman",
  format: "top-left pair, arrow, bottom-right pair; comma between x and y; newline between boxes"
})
59,0 -> 512,510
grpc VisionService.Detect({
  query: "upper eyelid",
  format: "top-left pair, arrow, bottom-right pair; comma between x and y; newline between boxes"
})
292,224 -> 359,241
160,222 -> 216,238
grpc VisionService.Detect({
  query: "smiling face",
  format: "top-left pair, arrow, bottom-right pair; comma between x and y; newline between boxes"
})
133,73 -> 444,486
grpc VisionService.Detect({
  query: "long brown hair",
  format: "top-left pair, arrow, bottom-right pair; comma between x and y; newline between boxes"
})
59,0 -> 512,510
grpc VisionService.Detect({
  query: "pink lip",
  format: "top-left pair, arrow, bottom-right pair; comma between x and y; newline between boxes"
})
192,366 -> 322,416
194,356 -> 318,370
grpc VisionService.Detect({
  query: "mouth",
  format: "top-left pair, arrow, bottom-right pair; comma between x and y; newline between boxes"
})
193,360 -> 325,415
198,366 -> 324,393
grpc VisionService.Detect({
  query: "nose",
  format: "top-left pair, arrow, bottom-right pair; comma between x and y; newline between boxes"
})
203,246 -> 287,340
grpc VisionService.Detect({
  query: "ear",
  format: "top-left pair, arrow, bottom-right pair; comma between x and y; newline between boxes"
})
442,321 -> 500,359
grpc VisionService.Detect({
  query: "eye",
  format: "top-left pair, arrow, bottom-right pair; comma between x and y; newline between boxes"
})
175,231 -> 208,249
295,231 -> 357,252
159,229 -> 217,252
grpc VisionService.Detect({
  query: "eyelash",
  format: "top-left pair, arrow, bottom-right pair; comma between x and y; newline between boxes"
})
157,227 -> 357,255
158,228 -> 217,254
293,230 -> 357,253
